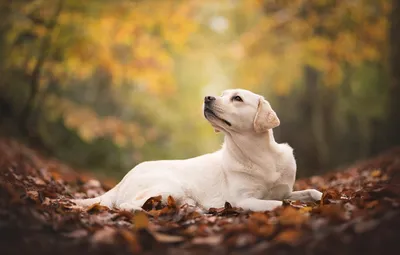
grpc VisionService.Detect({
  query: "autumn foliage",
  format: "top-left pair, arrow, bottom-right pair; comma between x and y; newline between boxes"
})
0,138 -> 399,254
0,0 -> 395,176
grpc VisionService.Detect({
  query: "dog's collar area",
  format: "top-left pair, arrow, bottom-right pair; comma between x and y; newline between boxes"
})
204,108 -> 232,126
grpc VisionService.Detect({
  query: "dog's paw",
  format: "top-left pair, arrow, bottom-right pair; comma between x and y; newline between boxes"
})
119,203 -> 144,212
236,199 -> 282,212
309,189 -> 323,201
261,200 -> 283,211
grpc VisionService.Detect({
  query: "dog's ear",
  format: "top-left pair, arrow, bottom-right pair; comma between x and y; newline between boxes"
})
253,97 -> 280,133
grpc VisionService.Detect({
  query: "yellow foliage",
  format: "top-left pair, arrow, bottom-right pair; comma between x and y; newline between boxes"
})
2,0 -> 391,153
323,62 -> 343,87
44,95 -> 152,147
8,0 -> 198,100
233,0 -> 389,90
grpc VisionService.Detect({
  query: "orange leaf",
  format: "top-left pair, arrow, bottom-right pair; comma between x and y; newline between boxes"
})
167,195 -> 177,209
279,207 -> 308,226
86,203 -> 109,214
133,211 -> 149,230
274,229 -> 302,244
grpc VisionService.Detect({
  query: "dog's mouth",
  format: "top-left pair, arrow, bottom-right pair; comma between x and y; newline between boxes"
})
204,108 -> 231,127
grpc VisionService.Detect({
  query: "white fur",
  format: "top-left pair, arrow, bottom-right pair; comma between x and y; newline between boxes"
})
73,89 -> 322,211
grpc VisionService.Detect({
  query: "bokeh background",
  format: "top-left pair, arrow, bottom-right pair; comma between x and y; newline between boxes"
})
0,0 -> 399,178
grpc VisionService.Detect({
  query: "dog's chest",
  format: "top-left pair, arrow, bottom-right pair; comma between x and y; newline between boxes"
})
229,165 -> 281,197
238,159 -> 294,200
244,172 -> 292,200
264,163 -> 296,200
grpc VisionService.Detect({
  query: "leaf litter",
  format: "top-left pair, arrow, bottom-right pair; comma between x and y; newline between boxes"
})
0,138 -> 399,255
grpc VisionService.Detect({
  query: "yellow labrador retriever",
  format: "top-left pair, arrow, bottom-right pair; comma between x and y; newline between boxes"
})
73,89 -> 322,211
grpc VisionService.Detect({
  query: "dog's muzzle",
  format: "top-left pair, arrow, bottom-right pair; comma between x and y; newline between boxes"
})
204,96 -> 216,105
203,96 -> 231,126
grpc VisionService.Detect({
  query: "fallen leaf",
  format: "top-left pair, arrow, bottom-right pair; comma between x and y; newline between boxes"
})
208,202 -> 241,216
248,212 -> 269,223
26,190 -> 39,202
86,203 -> 109,214
1,138 -> 399,254
192,235 -> 223,245
119,229 -> 141,254
354,219 -> 379,233
274,229 -> 302,244
167,195 -> 177,209
142,195 -> 163,211
133,211 -> 149,230
299,206 -> 313,213
313,204 -> 347,222
321,189 -> 341,205
371,169 -> 382,178
279,206 -> 308,226
92,226 -> 117,244
62,229 -> 88,239
34,178 -> 46,186
248,219 -> 275,237
152,232 -> 185,243
365,200 -> 379,209
112,210 -> 134,221
231,233 -> 257,248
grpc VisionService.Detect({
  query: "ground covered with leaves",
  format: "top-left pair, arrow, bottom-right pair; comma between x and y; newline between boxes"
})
0,139 -> 400,255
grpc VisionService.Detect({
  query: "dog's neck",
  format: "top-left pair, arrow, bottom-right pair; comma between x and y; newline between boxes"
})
222,129 -> 279,171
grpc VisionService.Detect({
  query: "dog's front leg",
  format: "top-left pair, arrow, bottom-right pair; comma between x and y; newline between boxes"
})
119,202 -> 144,212
287,189 -> 322,202
235,198 -> 282,212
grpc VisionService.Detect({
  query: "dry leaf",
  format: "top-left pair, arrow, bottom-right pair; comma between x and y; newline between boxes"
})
152,232 -> 185,243
313,204 -> 347,222
92,226 -> 116,244
279,207 -> 308,226
274,229 -> 302,244
62,229 -> 88,239
371,169 -> 382,178
119,229 -> 141,254
142,195 -> 163,211
1,138 -> 399,254
133,211 -> 149,230
192,235 -> 223,245
167,195 -> 177,209
86,203 -> 109,214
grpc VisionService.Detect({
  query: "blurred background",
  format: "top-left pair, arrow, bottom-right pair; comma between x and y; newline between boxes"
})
0,0 -> 399,178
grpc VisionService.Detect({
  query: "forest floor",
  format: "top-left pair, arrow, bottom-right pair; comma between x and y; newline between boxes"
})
0,138 -> 400,255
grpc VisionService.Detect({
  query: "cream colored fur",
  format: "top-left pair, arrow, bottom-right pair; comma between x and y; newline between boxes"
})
73,89 -> 322,212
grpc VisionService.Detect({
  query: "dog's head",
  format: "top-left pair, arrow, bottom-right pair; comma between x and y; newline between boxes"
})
203,89 -> 280,134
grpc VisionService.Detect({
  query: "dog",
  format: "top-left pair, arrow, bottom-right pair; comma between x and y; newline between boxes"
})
73,89 -> 322,211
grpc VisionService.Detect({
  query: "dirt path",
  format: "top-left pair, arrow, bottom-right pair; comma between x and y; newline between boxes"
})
0,138 -> 399,255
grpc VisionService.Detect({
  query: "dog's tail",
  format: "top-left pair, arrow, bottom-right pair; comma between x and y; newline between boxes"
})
72,186 -> 118,208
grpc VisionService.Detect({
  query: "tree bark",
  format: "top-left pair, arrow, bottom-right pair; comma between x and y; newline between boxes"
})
387,0 -> 400,146
19,0 -> 64,133
305,65 -> 330,169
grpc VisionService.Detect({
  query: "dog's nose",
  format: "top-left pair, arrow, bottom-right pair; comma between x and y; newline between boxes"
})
204,96 -> 216,104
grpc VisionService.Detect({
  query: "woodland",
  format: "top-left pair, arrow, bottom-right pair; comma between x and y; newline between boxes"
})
0,0 -> 400,254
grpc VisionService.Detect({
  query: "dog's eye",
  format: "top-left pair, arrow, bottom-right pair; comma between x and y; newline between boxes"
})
232,95 -> 243,102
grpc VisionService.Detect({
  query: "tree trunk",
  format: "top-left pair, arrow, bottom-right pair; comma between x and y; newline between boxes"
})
387,0 -> 400,146
305,65 -> 330,170
19,0 -> 64,134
